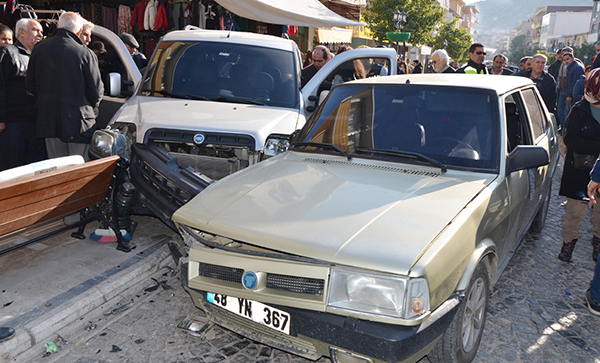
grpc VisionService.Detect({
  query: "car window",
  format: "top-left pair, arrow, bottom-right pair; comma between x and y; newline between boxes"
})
521,87 -> 547,141
141,41 -> 298,109
299,85 -> 500,172
505,92 -> 533,153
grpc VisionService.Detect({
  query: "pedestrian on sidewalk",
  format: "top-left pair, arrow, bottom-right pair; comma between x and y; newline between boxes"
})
584,159 -> 600,316
558,68 -> 600,263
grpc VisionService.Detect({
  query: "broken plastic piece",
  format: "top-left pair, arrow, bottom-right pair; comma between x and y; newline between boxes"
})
45,340 -> 57,353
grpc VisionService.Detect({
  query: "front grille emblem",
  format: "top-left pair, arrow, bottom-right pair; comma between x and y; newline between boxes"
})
193,133 -> 205,144
242,271 -> 258,290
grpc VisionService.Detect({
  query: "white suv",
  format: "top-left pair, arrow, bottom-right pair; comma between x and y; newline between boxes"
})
90,27 -> 397,229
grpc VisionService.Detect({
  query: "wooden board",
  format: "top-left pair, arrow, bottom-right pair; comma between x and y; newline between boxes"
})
0,156 -> 120,237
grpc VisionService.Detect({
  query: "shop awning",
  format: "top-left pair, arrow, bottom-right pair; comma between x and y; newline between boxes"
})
317,27 -> 353,43
214,0 -> 364,28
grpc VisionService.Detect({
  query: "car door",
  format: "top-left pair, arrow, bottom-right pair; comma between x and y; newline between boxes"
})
301,48 -> 397,116
501,91 -> 536,262
91,26 -> 142,129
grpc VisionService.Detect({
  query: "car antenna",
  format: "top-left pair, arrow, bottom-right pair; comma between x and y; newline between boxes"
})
406,79 -> 410,84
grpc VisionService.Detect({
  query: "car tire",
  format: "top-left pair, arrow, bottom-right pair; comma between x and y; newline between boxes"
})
429,262 -> 489,363
530,185 -> 551,233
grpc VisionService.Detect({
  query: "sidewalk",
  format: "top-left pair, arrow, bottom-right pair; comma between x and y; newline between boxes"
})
0,215 -> 177,362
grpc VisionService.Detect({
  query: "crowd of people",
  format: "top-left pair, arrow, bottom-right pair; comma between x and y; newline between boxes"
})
0,11 -> 147,174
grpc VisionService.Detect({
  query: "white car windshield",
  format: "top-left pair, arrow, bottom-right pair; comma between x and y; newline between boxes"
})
296,85 -> 500,172
141,41 -> 298,109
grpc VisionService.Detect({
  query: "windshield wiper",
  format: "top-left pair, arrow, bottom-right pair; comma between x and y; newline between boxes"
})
141,89 -> 211,101
356,148 -> 447,172
291,142 -> 352,161
212,96 -> 266,106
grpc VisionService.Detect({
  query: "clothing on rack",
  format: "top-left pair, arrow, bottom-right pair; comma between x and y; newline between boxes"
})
102,5 -> 118,34
143,0 -> 156,30
130,0 -> 147,31
118,4 -> 132,35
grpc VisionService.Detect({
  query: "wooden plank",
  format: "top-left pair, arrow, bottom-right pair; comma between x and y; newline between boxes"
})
0,155 -> 119,198
0,156 -> 119,237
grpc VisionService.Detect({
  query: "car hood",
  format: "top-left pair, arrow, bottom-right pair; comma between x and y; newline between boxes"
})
113,96 -> 301,149
173,152 -> 495,275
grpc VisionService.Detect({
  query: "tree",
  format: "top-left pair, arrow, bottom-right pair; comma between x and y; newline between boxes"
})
432,19 -> 472,63
576,41 -> 596,66
364,0 -> 445,46
509,34 -> 527,64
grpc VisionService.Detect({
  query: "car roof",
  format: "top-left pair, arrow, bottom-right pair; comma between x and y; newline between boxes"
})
345,74 -> 534,95
162,29 -> 296,52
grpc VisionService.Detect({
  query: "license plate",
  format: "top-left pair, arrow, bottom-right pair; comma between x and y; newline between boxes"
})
207,292 -> 290,335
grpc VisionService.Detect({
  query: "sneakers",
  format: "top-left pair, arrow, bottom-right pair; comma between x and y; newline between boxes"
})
558,239 -> 578,262
592,236 -> 600,262
586,289 -> 600,316
0,327 -> 14,342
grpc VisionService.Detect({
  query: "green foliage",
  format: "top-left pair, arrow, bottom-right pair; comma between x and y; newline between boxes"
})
364,0 -> 444,46
432,19 -> 473,63
509,34 -> 528,64
577,41 -> 596,66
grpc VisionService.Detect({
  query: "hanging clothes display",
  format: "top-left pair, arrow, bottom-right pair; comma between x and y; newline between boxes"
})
102,5 -> 118,34
144,0 -> 157,31
130,0 -> 147,31
118,4 -> 132,35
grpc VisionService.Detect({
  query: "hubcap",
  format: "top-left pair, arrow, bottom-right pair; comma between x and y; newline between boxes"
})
461,276 -> 487,352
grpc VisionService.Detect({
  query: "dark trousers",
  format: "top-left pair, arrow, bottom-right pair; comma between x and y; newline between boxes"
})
0,122 -> 48,172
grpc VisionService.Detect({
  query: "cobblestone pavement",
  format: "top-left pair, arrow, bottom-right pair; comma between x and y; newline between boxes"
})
32,157 -> 600,363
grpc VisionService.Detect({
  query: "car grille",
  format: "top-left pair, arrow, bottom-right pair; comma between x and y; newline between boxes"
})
301,157 -> 442,177
199,262 -> 324,296
132,155 -> 193,208
145,128 -> 255,150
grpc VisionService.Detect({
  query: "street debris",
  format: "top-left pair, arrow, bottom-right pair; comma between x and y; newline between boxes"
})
104,299 -> 133,315
84,322 -> 97,331
110,344 -> 122,352
3,301 -> 12,307
45,340 -> 57,353
134,338 -> 144,344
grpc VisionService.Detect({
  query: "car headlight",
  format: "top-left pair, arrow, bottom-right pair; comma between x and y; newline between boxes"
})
90,129 -> 128,159
263,137 -> 290,157
327,267 -> 429,319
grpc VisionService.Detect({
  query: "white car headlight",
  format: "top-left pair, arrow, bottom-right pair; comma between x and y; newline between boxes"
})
263,137 -> 290,157
90,129 -> 127,159
327,267 -> 429,319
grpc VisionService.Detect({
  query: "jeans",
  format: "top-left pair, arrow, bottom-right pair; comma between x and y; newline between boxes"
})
591,256 -> 600,303
557,89 -> 568,128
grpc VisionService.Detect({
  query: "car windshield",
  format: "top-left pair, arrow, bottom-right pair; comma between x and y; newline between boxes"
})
141,41 -> 298,109
296,84 -> 499,172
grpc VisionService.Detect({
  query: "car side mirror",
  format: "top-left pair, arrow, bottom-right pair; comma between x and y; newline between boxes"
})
107,72 -> 122,97
506,145 -> 549,174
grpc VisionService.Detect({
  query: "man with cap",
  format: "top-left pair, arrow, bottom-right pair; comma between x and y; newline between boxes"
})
120,33 -> 147,70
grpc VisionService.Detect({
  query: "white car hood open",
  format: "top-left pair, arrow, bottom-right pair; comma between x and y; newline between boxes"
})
114,97 -> 301,149
173,152 -> 495,275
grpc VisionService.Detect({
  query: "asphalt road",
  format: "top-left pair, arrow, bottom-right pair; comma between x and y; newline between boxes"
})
28,158 -> 600,363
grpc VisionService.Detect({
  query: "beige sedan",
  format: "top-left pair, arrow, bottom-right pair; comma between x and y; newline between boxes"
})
173,74 -> 558,363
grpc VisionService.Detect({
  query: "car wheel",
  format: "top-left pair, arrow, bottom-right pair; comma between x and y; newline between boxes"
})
530,185 -> 551,233
429,262 -> 489,363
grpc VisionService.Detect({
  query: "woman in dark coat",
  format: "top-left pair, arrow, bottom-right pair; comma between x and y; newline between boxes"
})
412,59 -> 423,74
558,68 -> 600,262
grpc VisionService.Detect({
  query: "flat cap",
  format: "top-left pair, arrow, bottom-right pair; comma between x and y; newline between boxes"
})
120,33 -> 139,49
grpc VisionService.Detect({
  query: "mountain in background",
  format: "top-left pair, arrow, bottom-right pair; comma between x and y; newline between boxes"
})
473,0 -> 593,34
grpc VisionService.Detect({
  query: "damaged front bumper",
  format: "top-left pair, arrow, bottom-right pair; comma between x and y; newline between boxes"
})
129,144 -> 211,230
182,282 -> 461,363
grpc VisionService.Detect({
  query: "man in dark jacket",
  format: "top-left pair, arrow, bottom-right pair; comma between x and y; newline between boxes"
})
0,18 -> 45,171
564,52 -> 585,116
516,54 -> 556,114
456,43 -> 488,74
26,12 -> 103,160
490,54 -> 513,75
548,48 -> 563,80
301,45 -> 330,88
